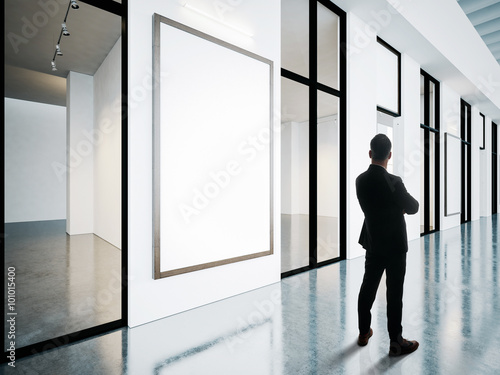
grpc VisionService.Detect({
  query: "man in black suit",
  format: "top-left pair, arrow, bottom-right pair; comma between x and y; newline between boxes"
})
355,134 -> 419,357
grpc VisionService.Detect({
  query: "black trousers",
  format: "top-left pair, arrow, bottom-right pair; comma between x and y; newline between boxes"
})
358,251 -> 407,341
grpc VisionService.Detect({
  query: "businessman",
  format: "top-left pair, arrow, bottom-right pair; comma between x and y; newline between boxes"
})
355,134 -> 419,357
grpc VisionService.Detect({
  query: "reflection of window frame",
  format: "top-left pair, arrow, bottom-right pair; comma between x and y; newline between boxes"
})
420,69 -> 440,235
281,0 -> 346,278
461,99 -> 472,224
376,37 -> 401,117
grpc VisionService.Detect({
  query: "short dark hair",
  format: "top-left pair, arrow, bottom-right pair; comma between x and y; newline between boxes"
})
370,134 -> 392,161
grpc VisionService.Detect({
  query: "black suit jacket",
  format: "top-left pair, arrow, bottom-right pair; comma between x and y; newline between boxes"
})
356,164 -> 419,255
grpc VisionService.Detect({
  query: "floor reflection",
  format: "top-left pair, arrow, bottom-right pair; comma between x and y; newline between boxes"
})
4,215 -> 500,375
4,220 -> 121,348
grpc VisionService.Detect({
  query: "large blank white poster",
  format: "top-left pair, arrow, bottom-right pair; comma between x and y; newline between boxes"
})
155,16 -> 272,277
445,133 -> 461,216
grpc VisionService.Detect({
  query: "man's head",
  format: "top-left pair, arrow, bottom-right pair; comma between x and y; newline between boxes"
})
369,134 -> 392,163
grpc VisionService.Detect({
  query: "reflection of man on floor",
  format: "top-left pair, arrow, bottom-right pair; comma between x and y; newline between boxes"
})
355,134 -> 420,357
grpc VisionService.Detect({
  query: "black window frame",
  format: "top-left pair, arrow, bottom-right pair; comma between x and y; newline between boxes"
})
420,69 -> 440,236
281,0 -> 347,278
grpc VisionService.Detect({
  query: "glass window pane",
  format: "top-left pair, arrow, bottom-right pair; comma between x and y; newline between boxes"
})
429,131 -> 436,231
317,91 -> 339,263
317,2 -> 339,89
282,0 -> 309,78
376,42 -> 399,113
281,77 -> 309,272
429,81 -> 435,129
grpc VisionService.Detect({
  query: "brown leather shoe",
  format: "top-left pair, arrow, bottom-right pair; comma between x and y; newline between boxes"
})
389,337 -> 419,356
357,328 -> 373,346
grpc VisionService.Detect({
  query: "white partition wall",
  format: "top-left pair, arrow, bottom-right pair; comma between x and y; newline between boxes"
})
400,53 -> 421,242
66,71 -> 94,235
128,0 -> 280,327
94,38 -> 122,249
346,13 -> 378,260
5,98 -> 66,223
440,83 -> 462,231
471,106 -> 481,221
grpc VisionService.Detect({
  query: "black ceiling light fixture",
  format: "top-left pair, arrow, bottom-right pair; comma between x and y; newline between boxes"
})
61,23 -> 70,36
50,0 -> 79,72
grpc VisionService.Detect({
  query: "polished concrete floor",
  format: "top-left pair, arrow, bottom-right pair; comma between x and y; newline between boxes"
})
282,214 -> 339,273
3,216 -> 499,374
3,220 -> 121,348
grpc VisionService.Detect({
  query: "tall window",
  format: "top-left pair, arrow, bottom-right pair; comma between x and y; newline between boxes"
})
281,0 -> 346,277
493,122 -> 498,214
376,37 -> 401,117
420,70 -> 440,235
461,99 -> 472,224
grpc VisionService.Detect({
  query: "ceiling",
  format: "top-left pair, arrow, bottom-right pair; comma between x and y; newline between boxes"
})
457,0 -> 500,65
4,0 -> 121,106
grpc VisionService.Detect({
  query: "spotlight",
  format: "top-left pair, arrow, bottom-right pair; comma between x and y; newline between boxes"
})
56,44 -> 63,56
70,0 -> 79,9
62,23 -> 70,36
51,61 -> 57,71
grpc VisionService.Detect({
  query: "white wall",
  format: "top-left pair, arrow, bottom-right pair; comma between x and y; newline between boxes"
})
281,121 -> 292,214
471,106 -> 481,221
346,16 -> 422,259
5,98 -> 66,223
440,83 -> 461,231
400,53 -> 421,242
66,71 -> 94,235
94,38 -> 122,248
317,115 -> 339,217
281,121 -> 307,215
480,116 -> 492,217
128,0 -> 281,327
346,13 -> 377,259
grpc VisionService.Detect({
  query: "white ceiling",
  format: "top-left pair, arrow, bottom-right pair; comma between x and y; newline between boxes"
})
457,0 -> 500,65
4,0 -> 121,106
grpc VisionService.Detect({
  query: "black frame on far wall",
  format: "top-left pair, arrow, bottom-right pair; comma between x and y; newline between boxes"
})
493,122 -> 498,214
2,0 -> 128,362
420,70 -> 440,235
376,36 -> 401,118
281,0 -> 347,278
461,99 -> 472,224
480,113 -> 486,150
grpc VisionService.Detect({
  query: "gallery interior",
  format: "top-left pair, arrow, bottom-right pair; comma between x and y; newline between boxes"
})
3,0 -> 500,373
